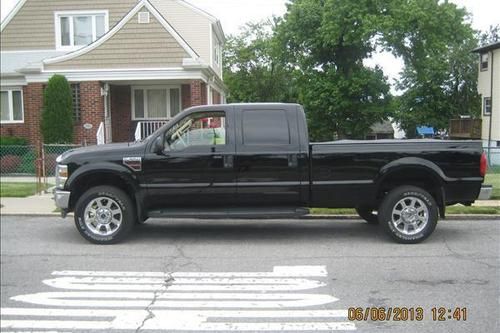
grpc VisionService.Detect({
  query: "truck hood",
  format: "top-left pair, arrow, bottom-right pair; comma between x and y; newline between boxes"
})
58,142 -> 146,165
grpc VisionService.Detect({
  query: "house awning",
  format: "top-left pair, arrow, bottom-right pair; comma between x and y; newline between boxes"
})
416,126 -> 434,135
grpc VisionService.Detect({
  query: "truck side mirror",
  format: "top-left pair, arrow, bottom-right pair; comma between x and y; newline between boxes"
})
153,136 -> 164,154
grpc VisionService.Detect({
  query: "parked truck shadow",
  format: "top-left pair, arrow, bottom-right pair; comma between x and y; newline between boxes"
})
122,218 -> 451,245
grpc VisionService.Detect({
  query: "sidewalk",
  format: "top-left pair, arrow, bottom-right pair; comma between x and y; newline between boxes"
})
1,193 -> 498,218
0,192 -> 59,216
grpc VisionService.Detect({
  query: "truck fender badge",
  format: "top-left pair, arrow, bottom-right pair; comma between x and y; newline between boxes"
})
123,157 -> 142,172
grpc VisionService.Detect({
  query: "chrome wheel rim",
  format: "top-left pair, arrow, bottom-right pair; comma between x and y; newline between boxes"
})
391,196 -> 429,236
84,197 -> 123,236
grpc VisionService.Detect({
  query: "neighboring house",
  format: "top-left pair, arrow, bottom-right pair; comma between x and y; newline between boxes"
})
365,120 -> 394,140
472,41 -> 500,151
0,0 -> 226,144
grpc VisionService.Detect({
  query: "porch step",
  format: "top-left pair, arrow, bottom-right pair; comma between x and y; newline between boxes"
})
147,207 -> 310,219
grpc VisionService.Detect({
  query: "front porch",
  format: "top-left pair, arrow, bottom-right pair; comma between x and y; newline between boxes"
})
105,80 -> 223,143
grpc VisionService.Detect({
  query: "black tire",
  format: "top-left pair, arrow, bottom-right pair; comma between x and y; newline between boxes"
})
74,185 -> 135,244
378,186 -> 438,244
355,206 -> 379,224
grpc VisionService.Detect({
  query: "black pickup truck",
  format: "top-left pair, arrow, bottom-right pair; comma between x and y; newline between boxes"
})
54,103 -> 487,244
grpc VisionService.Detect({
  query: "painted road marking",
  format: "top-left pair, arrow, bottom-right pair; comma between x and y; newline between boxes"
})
43,276 -> 326,291
1,265 -> 356,331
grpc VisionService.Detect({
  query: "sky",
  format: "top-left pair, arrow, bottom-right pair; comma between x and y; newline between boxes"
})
1,0 -> 499,88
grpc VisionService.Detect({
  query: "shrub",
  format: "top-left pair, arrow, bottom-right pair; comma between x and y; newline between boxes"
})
0,136 -> 28,146
0,155 -> 22,173
41,74 -> 74,143
20,150 -> 37,174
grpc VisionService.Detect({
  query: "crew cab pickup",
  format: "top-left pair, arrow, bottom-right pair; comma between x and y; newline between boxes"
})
54,103 -> 487,244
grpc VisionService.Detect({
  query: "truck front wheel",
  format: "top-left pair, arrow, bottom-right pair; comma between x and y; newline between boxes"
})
74,185 -> 135,244
378,186 -> 438,244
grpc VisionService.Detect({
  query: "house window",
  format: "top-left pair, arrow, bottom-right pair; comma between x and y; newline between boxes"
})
56,11 -> 108,49
71,84 -> 81,122
214,40 -> 221,67
132,87 -> 181,120
480,53 -> 489,71
483,97 -> 491,116
0,89 -> 24,123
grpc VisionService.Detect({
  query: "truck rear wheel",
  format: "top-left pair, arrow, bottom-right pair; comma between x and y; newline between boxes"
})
74,185 -> 135,244
378,186 -> 438,244
355,206 -> 378,224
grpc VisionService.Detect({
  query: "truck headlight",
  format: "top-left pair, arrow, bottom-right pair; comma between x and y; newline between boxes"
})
55,164 -> 68,189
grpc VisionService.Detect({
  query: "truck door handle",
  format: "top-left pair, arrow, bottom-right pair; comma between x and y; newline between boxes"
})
288,154 -> 298,168
224,155 -> 234,168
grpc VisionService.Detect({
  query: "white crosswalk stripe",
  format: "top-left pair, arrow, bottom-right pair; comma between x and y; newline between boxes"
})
1,265 -> 356,331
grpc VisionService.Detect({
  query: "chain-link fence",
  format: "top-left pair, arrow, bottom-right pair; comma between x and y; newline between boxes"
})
0,143 -> 81,177
42,144 -> 81,176
486,147 -> 500,167
0,145 -> 38,175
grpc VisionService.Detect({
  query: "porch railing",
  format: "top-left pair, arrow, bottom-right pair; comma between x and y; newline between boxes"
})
134,120 -> 169,141
96,122 -> 105,145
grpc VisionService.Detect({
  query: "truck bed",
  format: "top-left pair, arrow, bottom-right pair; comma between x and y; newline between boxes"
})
309,139 -> 483,208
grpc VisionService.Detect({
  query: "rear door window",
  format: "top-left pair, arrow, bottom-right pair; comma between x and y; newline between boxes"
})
242,110 -> 290,145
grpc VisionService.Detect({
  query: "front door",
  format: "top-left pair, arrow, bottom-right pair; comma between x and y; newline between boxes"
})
142,108 -> 236,210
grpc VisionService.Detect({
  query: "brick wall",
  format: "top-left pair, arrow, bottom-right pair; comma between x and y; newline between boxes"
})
0,83 -> 44,144
74,81 -> 104,145
190,80 -> 202,106
201,82 -> 207,105
181,84 -> 191,110
110,85 -> 132,142
1,81 -> 105,145
212,89 -> 221,104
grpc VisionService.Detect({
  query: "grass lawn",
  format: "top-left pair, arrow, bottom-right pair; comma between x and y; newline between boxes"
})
484,173 -> 500,199
0,182 -> 52,198
311,206 -> 499,216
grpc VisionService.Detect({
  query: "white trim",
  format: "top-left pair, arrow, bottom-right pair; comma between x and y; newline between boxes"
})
0,49 -> 57,54
44,67 -> 185,73
27,69 -> 209,83
54,10 -> 109,51
44,0 -> 198,66
175,0 -> 217,22
0,0 -> 28,32
209,22 -> 213,66
145,0 -> 198,59
1,78 -> 28,87
131,85 -> 181,120
0,88 -> 24,124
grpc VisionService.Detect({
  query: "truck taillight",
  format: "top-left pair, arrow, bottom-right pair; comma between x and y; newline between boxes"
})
480,152 -> 488,177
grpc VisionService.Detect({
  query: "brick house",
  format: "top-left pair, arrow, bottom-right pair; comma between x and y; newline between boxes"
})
0,0 -> 226,144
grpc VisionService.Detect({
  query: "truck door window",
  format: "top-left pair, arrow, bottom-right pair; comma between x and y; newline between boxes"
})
242,110 -> 290,145
165,111 -> 226,151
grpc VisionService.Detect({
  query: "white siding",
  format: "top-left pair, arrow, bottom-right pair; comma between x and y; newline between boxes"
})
149,0 -> 211,65
480,50 -> 500,143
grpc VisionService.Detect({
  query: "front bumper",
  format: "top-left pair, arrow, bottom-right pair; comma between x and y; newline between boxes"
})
54,189 -> 71,209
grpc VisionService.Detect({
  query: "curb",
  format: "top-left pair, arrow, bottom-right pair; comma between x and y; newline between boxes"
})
302,214 -> 500,221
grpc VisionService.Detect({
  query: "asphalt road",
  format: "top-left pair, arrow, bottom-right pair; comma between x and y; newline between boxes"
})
0,215 -> 498,333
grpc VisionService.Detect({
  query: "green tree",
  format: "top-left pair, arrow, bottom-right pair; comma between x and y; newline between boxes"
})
223,19 -> 296,103
480,24 -> 500,46
276,0 -> 393,140
41,74 -> 74,143
382,0 -> 480,136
